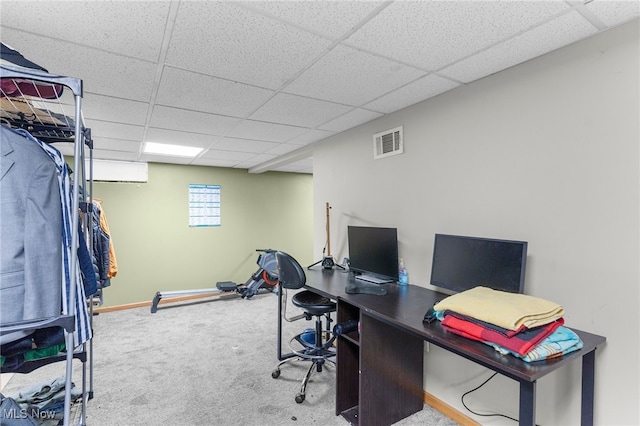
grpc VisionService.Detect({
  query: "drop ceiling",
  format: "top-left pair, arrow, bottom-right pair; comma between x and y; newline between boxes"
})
0,1 -> 637,174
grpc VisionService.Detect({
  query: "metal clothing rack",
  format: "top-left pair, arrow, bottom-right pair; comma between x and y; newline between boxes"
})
0,62 -> 93,426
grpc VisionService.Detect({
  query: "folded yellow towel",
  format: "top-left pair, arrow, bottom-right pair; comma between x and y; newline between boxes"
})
433,286 -> 564,331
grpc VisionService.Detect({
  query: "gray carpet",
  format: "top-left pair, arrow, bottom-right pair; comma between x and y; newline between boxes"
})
4,291 -> 459,425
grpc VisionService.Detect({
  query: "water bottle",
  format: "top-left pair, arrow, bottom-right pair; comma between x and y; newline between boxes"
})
399,258 -> 408,285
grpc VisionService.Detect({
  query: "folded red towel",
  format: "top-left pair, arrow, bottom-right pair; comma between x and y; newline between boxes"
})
441,312 -> 564,356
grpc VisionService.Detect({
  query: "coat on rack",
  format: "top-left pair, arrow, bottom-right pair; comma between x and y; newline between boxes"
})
0,125 -> 62,345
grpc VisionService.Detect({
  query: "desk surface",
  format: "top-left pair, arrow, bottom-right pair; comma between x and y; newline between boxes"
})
305,268 -> 606,383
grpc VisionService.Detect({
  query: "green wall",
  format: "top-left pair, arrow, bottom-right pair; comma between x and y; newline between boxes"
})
91,162 -> 313,307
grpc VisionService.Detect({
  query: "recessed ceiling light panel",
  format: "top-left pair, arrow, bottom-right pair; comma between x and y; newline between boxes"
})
143,142 -> 203,157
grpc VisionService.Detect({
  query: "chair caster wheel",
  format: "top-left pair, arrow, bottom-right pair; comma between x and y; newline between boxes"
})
295,393 -> 305,404
272,369 -> 281,379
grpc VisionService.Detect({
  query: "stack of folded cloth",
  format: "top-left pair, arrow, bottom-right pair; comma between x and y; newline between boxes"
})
433,286 -> 583,362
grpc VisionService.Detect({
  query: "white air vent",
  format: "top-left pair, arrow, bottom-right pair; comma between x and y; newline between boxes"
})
373,126 -> 403,160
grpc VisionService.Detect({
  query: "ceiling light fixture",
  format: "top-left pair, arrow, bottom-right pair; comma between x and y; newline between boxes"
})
143,142 -> 203,157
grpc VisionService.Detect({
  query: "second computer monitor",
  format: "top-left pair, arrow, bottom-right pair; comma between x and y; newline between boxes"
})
430,233 -> 527,294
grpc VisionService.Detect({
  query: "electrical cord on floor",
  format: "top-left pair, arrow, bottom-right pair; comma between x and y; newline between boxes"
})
461,372 -> 520,423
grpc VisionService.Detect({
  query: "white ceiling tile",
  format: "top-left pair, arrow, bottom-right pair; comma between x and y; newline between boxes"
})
199,149 -> 256,162
92,149 -> 142,163
364,74 -> 460,113
165,1 -> 332,89
318,108 -> 383,133
235,153 -> 279,169
285,44 -> 426,106
250,93 -> 352,127
75,51 -> 157,102
265,142 -> 306,156
0,1 -> 170,62
345,1 -> 571,70
1,28 -> 157,101
272,159 -> 314,174
149,106 -> 241,136
285,129 -> 336,146
155,67 -> 274,118
243,1 -> 386,40
439,11 -> 598,84
190,157 -> 241,168
84,119 -> 145,142
82,93 -> 148,125
213,137 -> 280,154
228,120 -> 309,142
92,138 -> 141,154
586,1 -> 640,27
145,128 -> 219,149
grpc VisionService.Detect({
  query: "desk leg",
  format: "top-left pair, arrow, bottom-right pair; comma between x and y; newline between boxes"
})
519,380 -> 536,426
581,350 -> 596,426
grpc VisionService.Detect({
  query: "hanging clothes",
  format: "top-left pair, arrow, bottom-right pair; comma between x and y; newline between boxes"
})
90,202 -> 111,288
77,221 -> 98,297
93,199 -> 118,280
1,126 -> 92,347
0,125 -> 62,346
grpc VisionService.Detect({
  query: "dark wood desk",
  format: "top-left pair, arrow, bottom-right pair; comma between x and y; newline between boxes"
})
305,268 -> 606,426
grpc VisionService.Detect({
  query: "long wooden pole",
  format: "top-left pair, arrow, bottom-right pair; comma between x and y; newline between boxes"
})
325,202 -> 331,257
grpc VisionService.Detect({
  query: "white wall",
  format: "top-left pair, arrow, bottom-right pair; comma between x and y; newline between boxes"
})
313,20 -> 639,425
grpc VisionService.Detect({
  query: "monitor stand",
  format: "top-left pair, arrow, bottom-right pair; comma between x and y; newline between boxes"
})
355,274 -> 394,285
345,280 -> 387,295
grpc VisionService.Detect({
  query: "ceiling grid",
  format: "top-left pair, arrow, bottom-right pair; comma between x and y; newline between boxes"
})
0,0 -> 637,174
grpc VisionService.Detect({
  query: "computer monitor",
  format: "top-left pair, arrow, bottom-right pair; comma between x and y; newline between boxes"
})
430,234 -> 527,294
347,226 -> 399,284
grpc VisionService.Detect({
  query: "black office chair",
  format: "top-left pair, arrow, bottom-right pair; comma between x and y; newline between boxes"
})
271,251 -> 336,403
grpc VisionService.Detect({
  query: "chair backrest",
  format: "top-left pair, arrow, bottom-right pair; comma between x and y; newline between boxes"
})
275,251 -> 306,290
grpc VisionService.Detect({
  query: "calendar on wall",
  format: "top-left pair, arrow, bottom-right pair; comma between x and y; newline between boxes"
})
188,184 -> 221,227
